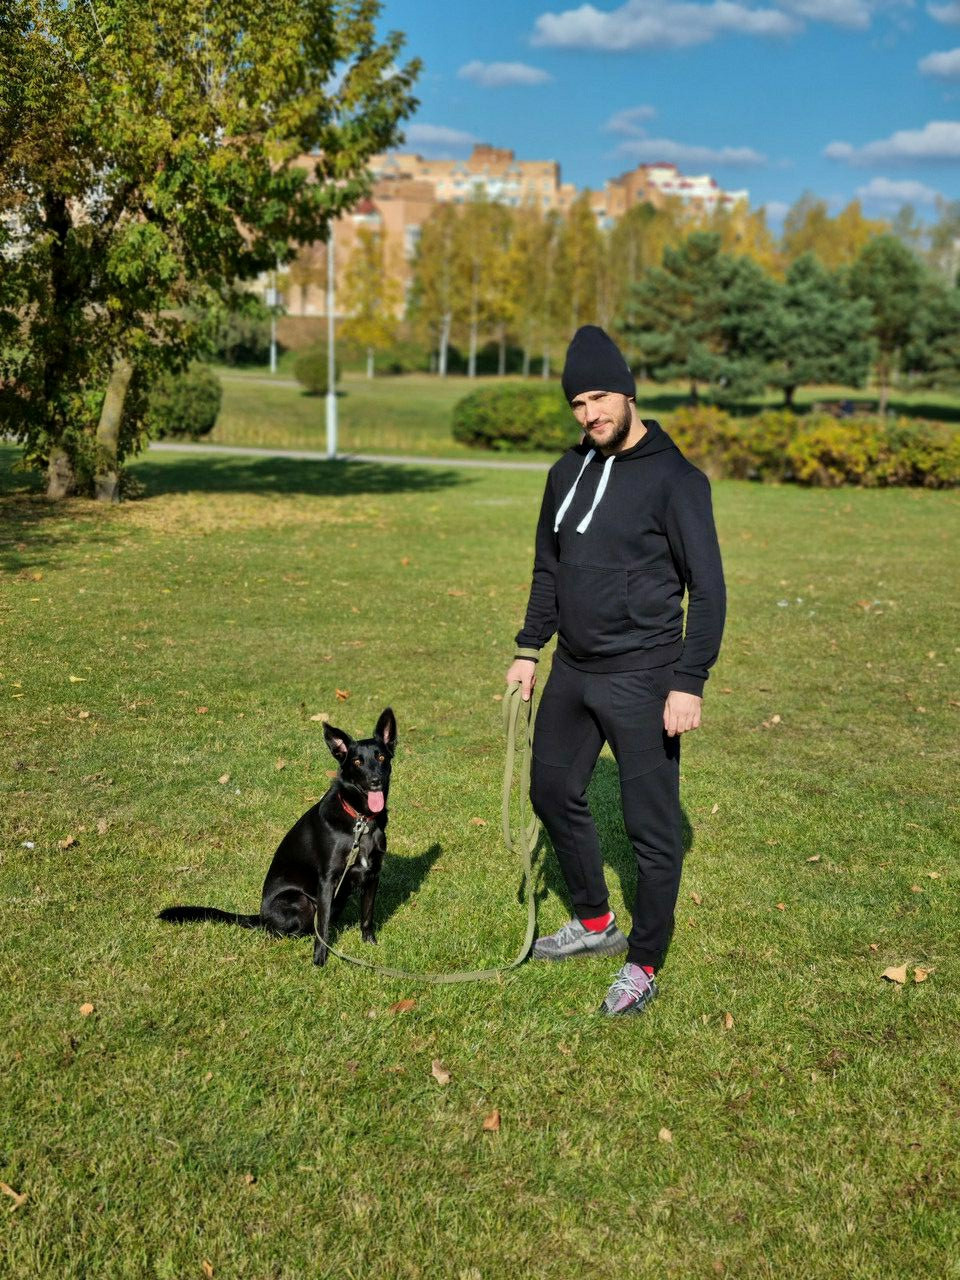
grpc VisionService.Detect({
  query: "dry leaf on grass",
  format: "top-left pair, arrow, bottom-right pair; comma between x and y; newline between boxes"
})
927,871 -> 941,880
910,885 -> 923,894
882,966 -> 908,984
218,774 -> 230,785
690,892 -> 702,906
275,759 -> 286,771
58,835 -> 76,850
482,1109 -> 501,1132
202,1263 -> 214,1279
96,819 -> 108,835
241,1173 -> 256,1186
388,998 -> 416,1014
776,902 -> 786,911
79,1002 -> 94,1017
309,712 -> 330,723
658,1127 -> 673,1143
914,967 -> 932,983
723,1012 -> 734,1031
710,803 -> 719,815
431,1059 -> 451,1086
196,706 -> 208,714
0,1182 -> 27,1210
469,817 -> 487,827
807,855 -> 821,863
335,689 -> 350,702
68,675 -> 86,683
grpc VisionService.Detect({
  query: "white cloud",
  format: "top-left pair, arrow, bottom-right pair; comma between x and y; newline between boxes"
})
531,1 -> 799,51
856,177 -> 943,206
919,47 -> 960,76
604,105 -> 658,135
825,120 -> 960,164
403,124 -> 478,153
928,2 -> 960,22
457,60 -> 553,87
617,136 -> 767,166
778,0 -> 872,28
764,200 -> 791,221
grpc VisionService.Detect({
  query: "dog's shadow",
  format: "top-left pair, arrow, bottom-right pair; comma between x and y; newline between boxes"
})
330,841 -> 443,939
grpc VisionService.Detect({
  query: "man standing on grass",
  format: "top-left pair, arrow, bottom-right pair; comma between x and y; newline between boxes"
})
506,326 -> 726,1016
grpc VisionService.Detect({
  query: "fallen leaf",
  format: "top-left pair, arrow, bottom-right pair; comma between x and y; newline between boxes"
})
309,712 -> 330,723
275,758 -> 286,771
776,902 -> 786,911
868,943 -> 879,952
927,871 -> 941,880
431,1059 -> 451,1086
469,817 -> 487,827
447,589 -> 466,597
0,1182 -> 26,1210
96,819 -> 108,835
914,968 -> 932,984
658,1127 -> 673,1143
710,803 -> 719,815
196,706 -> 208,714
218,774 -> 230,785
400,556 -> 411,566
388,998 -> 417,1014
68,675 -> 86,683
910,885 -> 922,894
723,1012 -> 734,1031
203,1071 -> 213,1083
770,714 -> 782,725
690,891 -> 702,906
345,1060 -> 359,1073
807,855 -> 821,863
882,966 -> 907,984
58,835 -> 77,850
77,710 -> 90,720
79,1003 -> 94,1016
482,1109 -> 501,1132
202,1263 -> 214,1279
242,1173 -> 256,1186
335,689 -> 350,701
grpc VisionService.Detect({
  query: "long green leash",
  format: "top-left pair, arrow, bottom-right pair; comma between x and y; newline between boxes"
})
313,682 -> 540,983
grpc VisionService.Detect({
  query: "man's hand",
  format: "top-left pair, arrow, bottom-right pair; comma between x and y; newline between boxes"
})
505,658 -> 537,702
663,690 -> 702,737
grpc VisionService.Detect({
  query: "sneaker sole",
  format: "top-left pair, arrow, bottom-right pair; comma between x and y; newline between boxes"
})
532,934 -> 629,962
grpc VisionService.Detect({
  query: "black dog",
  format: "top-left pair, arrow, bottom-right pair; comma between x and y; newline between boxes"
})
159,707 -> 397,965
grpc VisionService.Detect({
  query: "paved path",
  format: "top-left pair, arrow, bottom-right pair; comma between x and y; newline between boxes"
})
147,440 -> 551,472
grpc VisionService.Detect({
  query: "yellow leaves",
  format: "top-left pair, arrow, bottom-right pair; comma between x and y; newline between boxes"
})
775,902 -> 786,911
202,1262 -> 214,1279
710,803 -> 719,816
387,998 -> 416,1015
196,706 -> 209,715
309,712 -> 330,723
0,1182 -> 27,1210
218,773 -> 230,785
79,1002 -> 94,1017
335,689 -> 350,702
881,966 -> 907,984
58,835 -> 77,850
807,855 -> 821,863
482,1109 -> 501,1133
914,967 -> 932,983
275,758 -> 286,771
690,891 -> 702,906
723,1012 -> 735,1031
658,1127 -> 673,1144
430,1059 -> 451,1086
468,817 -> 487,828
68,675 -> 86,683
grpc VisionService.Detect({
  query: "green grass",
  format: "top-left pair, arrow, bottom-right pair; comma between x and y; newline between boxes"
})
206,366 -> 960,460
2,442 -> 959,1278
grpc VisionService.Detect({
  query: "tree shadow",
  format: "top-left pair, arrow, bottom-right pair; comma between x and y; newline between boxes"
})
331,841 -> 443,939
129,452 -> 470,499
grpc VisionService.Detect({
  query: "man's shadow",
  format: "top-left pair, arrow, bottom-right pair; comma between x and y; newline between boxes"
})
530,755 -> 694,965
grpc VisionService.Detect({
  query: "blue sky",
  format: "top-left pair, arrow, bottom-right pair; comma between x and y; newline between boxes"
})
376,0 -> 960,227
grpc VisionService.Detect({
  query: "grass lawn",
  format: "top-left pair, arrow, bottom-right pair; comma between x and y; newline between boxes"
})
206,366 -> 960,460
2,441 -> 959,1278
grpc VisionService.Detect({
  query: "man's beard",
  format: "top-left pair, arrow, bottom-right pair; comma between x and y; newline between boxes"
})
590,400 -> 632,453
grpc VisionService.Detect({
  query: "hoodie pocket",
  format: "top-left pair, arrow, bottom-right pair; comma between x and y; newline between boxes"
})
557,561 -> 629,656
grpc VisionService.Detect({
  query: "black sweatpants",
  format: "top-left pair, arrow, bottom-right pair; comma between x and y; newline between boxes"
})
530,657 -> 683,970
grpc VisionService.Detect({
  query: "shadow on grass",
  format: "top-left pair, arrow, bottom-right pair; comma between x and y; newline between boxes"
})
129,452 -> 470,499
531,756 -> 694,966
331,841 -> 443,941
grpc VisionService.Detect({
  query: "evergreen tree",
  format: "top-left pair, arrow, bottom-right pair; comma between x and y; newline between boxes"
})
849,234 -> 924,413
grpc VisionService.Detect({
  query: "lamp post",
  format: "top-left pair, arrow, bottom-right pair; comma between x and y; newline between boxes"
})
325,224 -> 337,459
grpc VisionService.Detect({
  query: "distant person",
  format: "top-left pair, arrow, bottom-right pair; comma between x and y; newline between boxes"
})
506,326 -> 726,1016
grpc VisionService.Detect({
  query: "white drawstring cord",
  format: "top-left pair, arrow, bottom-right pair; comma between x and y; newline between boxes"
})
553,449 -> 595,532
575,453 -> 614,533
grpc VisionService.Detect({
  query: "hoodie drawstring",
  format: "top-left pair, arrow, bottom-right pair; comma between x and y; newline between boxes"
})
554,450 -> 615,535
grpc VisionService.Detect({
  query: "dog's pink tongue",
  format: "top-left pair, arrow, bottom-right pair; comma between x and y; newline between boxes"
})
367,790 -> 385,814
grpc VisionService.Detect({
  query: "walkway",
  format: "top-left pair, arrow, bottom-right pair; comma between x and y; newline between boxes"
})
147,440 -> 551,472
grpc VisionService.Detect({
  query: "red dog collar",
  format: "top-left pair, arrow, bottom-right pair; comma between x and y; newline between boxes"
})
339,794 -> 375,821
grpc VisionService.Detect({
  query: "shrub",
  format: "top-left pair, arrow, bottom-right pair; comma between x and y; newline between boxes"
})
293,347 -> 340,395
213,312 -> 276,366
147,364 -> 222,439
451,384 -> 574,452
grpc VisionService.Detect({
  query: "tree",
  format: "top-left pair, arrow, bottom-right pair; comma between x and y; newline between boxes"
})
340,225 -> 402,377
621,232 -> 774,402
408,203 -> 459,376
849,234 -> 924,413
782,193 -> 887,271
765,254 -> 875,406
902,278 -> 960,389
0,0 -> 419,498
928,198 -> 960,286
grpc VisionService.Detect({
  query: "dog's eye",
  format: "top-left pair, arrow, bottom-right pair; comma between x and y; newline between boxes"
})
376,752 -> 385,762
352,758 -> 361,767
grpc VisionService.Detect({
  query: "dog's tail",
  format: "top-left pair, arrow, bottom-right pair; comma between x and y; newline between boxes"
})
158,905 -> 262,929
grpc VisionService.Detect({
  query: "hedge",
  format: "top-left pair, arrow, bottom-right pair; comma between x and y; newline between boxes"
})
450,384 -> 960,487
147,364 -> 222,439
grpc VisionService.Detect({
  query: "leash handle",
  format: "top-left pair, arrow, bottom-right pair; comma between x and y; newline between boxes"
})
314,682 -> 540,983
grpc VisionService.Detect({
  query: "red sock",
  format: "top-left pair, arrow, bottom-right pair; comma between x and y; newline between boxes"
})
580,911 -> 614,933
641,965 -> 655,978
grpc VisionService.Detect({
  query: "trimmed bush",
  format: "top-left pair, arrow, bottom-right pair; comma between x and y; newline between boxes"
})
451,384 -> 574,452
293,347 -> 340,395
147,364 -> 222,439
213,312 -> 276,366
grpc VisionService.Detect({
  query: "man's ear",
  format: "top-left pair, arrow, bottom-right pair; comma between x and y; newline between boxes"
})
375,707 -> 397,756
323,723 -> 353,763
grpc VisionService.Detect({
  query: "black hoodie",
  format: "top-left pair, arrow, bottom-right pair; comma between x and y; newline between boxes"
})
515,419 -> 726,696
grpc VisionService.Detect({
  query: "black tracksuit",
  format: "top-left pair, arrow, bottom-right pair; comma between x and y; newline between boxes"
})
516,420 -> 726,969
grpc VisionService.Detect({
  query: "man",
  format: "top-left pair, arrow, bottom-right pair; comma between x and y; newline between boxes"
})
506,325 -> 725,1016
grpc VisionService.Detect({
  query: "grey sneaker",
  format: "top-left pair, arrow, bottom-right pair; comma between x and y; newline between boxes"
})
532,917 -> 628,962
600,962 -> 659,1016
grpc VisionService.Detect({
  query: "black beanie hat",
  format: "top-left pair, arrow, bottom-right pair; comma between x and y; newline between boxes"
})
561,325 -> 636,403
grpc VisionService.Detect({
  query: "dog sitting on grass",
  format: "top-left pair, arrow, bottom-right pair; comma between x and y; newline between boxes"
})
159,708 -> 397,965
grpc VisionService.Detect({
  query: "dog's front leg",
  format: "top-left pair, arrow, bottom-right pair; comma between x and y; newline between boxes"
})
359,872 -> 379,945
313,881 -> 335,966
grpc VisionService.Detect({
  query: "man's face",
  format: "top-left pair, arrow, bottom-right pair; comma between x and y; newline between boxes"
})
569,390 -> 633,453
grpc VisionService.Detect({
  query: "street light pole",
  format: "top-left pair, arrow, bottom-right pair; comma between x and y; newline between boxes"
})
325,224 -> 337,459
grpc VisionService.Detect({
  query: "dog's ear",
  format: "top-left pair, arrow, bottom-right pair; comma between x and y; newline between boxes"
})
323,722 -> 353,763
375,707 -> 397,756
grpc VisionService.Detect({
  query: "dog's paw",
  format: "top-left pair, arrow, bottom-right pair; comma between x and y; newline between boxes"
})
361,931 -> 378,946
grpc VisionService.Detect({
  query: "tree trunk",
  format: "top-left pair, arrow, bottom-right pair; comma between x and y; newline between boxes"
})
366,347 -> 374,379
689,380 -> 699,405
498,326 -> 506,377
877,358 -> 890,416
46,446 -> 76,500
541,349 -> 550,381
783,384 -> 796,408
522,345 -> 531,379
468,318 -> 478,378
438,312 -> 451,377
94,357 -> 134,503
